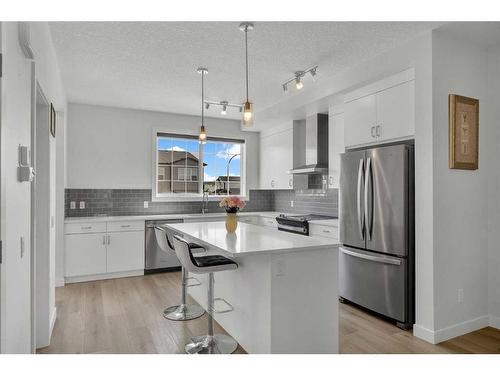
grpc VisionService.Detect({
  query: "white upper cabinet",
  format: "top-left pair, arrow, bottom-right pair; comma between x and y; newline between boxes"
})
344,69 -> 415,148
260,126 -> 293,190
344,94 -> 376,147
375,80 -> 415,142
328,106 -> 345,189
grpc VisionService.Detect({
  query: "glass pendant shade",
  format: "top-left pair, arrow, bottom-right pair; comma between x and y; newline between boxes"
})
243,101 -> 253,126
199,125 -> 207,144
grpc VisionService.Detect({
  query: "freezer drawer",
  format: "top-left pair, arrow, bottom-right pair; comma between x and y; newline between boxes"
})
339,246 -> 407,322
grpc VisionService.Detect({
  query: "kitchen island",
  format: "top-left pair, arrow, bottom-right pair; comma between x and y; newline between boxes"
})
165,221 -> 339,354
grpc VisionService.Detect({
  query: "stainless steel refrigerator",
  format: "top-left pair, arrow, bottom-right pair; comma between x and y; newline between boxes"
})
339,143 -> 414,329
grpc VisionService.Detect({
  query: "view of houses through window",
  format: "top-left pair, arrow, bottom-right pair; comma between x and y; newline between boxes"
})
156,134 -> 242,197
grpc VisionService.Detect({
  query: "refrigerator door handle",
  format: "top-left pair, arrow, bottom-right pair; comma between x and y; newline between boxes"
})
364,157 -> 373,241
340,246 -> 402,266
356,158 -> 365,240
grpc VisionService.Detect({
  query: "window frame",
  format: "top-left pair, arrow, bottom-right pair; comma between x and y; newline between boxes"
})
151,130 -> 247,202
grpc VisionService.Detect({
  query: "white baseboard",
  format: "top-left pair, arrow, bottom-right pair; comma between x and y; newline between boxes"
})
64,269 -> 144,284
55,277 -> 65,287
413,315 -> 490,344
49,307 -> 57,343
489,315 -> 500,329
413,324 -> 436,344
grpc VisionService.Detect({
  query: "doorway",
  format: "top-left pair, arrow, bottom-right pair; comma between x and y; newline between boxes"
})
32,81 -> 53,350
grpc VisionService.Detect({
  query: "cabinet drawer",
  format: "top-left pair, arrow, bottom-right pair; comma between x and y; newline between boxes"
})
107,220 -> 144,232
310,224 -> 338,239
65,222 -> 107,234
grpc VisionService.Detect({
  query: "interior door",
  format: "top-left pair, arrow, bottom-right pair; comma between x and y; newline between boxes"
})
339,150 -> 366,249
365,144 -> 409,256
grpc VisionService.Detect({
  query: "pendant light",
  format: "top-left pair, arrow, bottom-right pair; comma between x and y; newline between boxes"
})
197,67 -> 208,144
239,22 -> 254,127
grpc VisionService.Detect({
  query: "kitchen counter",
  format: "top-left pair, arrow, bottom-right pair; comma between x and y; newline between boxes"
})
64,211 -> 284,223
167,220 -> 339,354
165,221 -> 339,257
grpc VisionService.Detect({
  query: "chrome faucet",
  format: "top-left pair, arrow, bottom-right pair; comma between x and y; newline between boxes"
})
201,190 -> 209,214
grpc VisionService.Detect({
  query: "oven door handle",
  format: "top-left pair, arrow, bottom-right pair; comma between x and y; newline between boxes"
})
278,224 -> 307,234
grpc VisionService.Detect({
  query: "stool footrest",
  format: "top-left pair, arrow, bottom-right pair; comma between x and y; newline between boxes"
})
186,276 -> 202,287
212,297 -> 234,314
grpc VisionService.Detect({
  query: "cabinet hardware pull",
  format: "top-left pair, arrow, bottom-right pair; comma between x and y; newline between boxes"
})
323,230 -> 331,233
120,225 -> 131,228
81,226 -> 92,230
376,125 -> 381,137
371,126 -> 376,138
107,235 -> 111,245
271,180 -> 275,188
102,235 -> 106,245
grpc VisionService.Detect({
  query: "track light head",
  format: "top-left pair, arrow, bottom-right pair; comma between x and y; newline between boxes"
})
295,77 -> 304,90
220,101 -> 228,115
205,102 -> 210,110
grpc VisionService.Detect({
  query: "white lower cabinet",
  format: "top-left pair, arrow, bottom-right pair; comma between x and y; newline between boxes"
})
64,220 -> 145,281
65,232 -> 107,277
106,231 -> 145,273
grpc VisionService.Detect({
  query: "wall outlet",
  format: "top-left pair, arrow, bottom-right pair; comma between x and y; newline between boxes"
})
458,288 -> 464,303
290,200 -> 294,207
143,201 -> 149,209
70,201 -> 76,209
79,201 -> 85,209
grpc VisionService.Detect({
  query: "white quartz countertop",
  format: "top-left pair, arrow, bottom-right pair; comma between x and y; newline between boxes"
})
64,211 -> 283,224
165,221 -> 339,258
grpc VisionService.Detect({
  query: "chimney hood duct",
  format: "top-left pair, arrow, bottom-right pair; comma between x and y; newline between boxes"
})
289,113 -> 329,175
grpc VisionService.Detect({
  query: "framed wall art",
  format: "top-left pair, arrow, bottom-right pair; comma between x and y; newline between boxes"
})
449,94 -> 479,170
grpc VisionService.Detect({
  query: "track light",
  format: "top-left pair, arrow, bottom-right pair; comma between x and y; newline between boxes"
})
295,74 -> 304,90
203,100 -> 243,115
282,65 -> 318,93
221,101 -> 228,115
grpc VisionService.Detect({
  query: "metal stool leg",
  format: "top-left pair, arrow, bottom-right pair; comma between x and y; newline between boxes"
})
163,267 -> 205,321
185,273 -> 238,354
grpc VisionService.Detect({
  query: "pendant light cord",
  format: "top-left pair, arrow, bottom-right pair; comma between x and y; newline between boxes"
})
245,27 -> 249,102
201,70 -> 204,126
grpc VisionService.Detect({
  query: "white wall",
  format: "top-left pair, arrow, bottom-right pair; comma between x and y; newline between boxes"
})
66,103 -> 260,191
486,46 -> 500,327
0,22 -> 66,353
430,30 -> 490,341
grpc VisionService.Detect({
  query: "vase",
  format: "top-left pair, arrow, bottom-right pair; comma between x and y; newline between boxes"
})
225,213 -> 238,233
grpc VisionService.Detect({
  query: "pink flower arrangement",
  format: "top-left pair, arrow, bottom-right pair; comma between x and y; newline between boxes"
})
219,196 -> 246,213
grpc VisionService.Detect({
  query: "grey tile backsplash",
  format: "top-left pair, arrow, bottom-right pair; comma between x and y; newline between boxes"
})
65,188 -> 338,218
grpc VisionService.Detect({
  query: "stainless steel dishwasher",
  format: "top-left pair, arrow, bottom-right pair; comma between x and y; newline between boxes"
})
145,219 -> 182,273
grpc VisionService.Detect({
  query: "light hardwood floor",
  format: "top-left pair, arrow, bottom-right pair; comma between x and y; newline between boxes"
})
37,273 -> 500,354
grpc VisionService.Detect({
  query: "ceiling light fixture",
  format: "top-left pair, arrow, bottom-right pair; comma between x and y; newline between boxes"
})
282,65 -> 318,93
203,100 -> 243,116
197,67 -> 208,144
239,22 -> 254,127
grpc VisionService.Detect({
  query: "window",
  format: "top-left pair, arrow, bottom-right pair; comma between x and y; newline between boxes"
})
153,133 -> 244,200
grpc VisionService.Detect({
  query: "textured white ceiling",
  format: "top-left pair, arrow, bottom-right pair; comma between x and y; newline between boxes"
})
49,22 -> 440,121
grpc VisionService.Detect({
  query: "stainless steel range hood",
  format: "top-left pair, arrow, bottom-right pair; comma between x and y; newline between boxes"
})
289,113 -> 329,175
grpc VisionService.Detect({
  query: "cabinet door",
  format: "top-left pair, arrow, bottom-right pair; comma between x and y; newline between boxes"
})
375,80 -> 415,141
344,94 -> 376,147
328,112 -> 345,189
260,129 -> 293,190
65,233 -> 107,277
106,231 -> 145,273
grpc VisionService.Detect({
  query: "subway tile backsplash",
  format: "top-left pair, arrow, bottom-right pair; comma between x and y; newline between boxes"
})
65,188 -> 338,218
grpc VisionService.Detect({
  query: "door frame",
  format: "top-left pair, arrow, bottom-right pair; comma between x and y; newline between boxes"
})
0,21 -> 3,354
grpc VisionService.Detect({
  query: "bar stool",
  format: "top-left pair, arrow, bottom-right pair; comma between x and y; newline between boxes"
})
172,235 -> 239,354
154,226 -> 205,321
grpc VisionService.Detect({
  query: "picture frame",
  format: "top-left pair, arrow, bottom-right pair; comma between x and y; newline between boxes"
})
449,94 -> 479,170
50,103 -> 56,138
